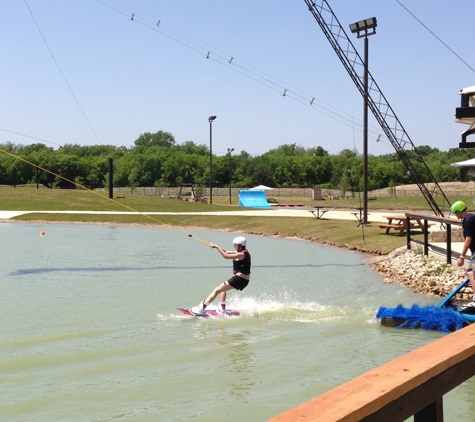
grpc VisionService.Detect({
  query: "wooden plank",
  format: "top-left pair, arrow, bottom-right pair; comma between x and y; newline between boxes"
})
405,211 -> 461,226
380,317 -> 406,327
268,323 -> 475,422
362,358 -> 473,422
385,214 -> 407,219
378,223 -> 432,231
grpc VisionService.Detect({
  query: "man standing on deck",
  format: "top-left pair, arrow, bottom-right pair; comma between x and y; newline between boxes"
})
452,200 -> 475,311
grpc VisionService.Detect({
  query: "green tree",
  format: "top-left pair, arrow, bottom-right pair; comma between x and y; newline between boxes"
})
134,131 -> 176,148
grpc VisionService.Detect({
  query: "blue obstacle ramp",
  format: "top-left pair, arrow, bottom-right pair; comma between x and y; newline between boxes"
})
239,190 -> 271,208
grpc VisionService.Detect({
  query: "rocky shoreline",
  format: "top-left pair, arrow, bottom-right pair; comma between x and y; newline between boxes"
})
369,247 -> 473,300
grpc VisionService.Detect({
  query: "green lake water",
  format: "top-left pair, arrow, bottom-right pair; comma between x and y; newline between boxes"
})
1,222 -> 474,421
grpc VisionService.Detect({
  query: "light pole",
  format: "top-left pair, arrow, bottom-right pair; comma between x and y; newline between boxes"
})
208,116 -> 216,204
227,147 -> 234,204
349,17 -> 377,226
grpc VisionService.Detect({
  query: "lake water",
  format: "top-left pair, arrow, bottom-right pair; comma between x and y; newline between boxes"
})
1,222 -> 474,421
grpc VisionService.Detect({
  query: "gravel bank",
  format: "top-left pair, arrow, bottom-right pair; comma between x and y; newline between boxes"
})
369,247 -> 473,300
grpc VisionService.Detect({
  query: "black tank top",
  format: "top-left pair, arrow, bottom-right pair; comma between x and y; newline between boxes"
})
233,249 -> 251,275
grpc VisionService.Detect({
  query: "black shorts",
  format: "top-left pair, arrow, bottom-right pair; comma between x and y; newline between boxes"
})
227,275 -> 249,291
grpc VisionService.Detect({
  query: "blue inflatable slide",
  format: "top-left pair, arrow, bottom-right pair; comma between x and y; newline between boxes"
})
238,190 -> 271,208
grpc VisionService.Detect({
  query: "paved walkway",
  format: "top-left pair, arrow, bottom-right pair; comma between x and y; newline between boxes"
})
0,208 -> 415,223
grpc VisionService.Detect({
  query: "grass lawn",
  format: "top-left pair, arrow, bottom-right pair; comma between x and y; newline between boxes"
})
1,186 -> 468,255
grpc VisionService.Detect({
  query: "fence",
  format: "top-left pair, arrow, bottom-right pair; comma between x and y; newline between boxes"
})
9,184 -> 475,199
102,187 -> 361,198
100,187 -> 326,198
404,212 -> 463,265
369,187 -> 475,198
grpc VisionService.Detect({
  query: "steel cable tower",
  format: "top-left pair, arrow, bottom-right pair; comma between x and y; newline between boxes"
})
304,0 -> 451,216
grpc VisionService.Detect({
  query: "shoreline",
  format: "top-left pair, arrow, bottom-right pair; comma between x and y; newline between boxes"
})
369,247 -> 471,300
3,218 -> 466,299
0,217 -> 354,249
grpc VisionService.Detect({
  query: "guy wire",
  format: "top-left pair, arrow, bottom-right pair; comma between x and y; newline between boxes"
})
0,147 -> 213,247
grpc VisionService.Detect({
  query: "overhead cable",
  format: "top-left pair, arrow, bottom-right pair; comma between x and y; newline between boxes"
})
95,0 -> 384,140
22,0 -> 102,143
396,0 -> 475,74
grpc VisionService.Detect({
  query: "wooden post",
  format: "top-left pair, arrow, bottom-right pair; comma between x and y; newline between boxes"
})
446,224 -> 452,264
414,398 -> 443,422
424,219 -> 429,256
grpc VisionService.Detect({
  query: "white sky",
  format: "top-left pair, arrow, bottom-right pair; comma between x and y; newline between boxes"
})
1,0 -> 474,157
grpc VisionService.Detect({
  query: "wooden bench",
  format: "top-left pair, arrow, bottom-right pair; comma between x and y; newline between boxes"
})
378,222 -> 435,235
378,223 -> 405,234
378,223 -> 405,229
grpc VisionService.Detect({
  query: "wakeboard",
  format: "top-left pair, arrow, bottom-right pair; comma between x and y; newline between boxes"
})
177,308 -> 240,317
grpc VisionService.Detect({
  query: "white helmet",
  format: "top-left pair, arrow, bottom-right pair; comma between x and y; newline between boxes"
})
233,236 -> 246,246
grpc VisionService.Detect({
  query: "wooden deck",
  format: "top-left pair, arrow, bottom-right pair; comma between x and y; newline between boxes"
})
268,322 -> 475,422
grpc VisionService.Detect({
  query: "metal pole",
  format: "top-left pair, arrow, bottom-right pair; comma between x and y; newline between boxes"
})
108,158 -> 114,199
229,163 -> 232,204
208,116 -> 217,204
209,120 -> 213,205
363,35 -> 369,225
228,148 -> 234,204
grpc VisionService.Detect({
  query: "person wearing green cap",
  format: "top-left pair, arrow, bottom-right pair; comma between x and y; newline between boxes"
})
451,200 -> 475,311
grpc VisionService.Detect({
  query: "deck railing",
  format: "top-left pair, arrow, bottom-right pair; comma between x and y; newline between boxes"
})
405,212 -> 462,264
268,322 -> 475,422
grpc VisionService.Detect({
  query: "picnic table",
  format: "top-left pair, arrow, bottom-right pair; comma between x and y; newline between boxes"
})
308,206 -> 328,219
378,215 -> 433,235
351,207 -> 370,225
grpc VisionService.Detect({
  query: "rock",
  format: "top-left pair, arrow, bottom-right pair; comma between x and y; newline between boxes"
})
369,250 -> 471,298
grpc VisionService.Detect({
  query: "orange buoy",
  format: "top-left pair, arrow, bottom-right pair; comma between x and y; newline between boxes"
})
40,231 -> 45,236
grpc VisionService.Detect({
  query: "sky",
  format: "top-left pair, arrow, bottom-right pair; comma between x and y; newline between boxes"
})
1,0 -> 474,158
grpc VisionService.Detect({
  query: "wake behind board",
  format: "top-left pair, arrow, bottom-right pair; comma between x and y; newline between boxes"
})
177,308 -> 240,317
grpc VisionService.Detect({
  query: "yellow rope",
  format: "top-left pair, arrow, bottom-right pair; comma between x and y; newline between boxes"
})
0,147 -> 213,247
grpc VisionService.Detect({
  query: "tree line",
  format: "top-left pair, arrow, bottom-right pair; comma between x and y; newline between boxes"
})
0,130 -> 472,193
